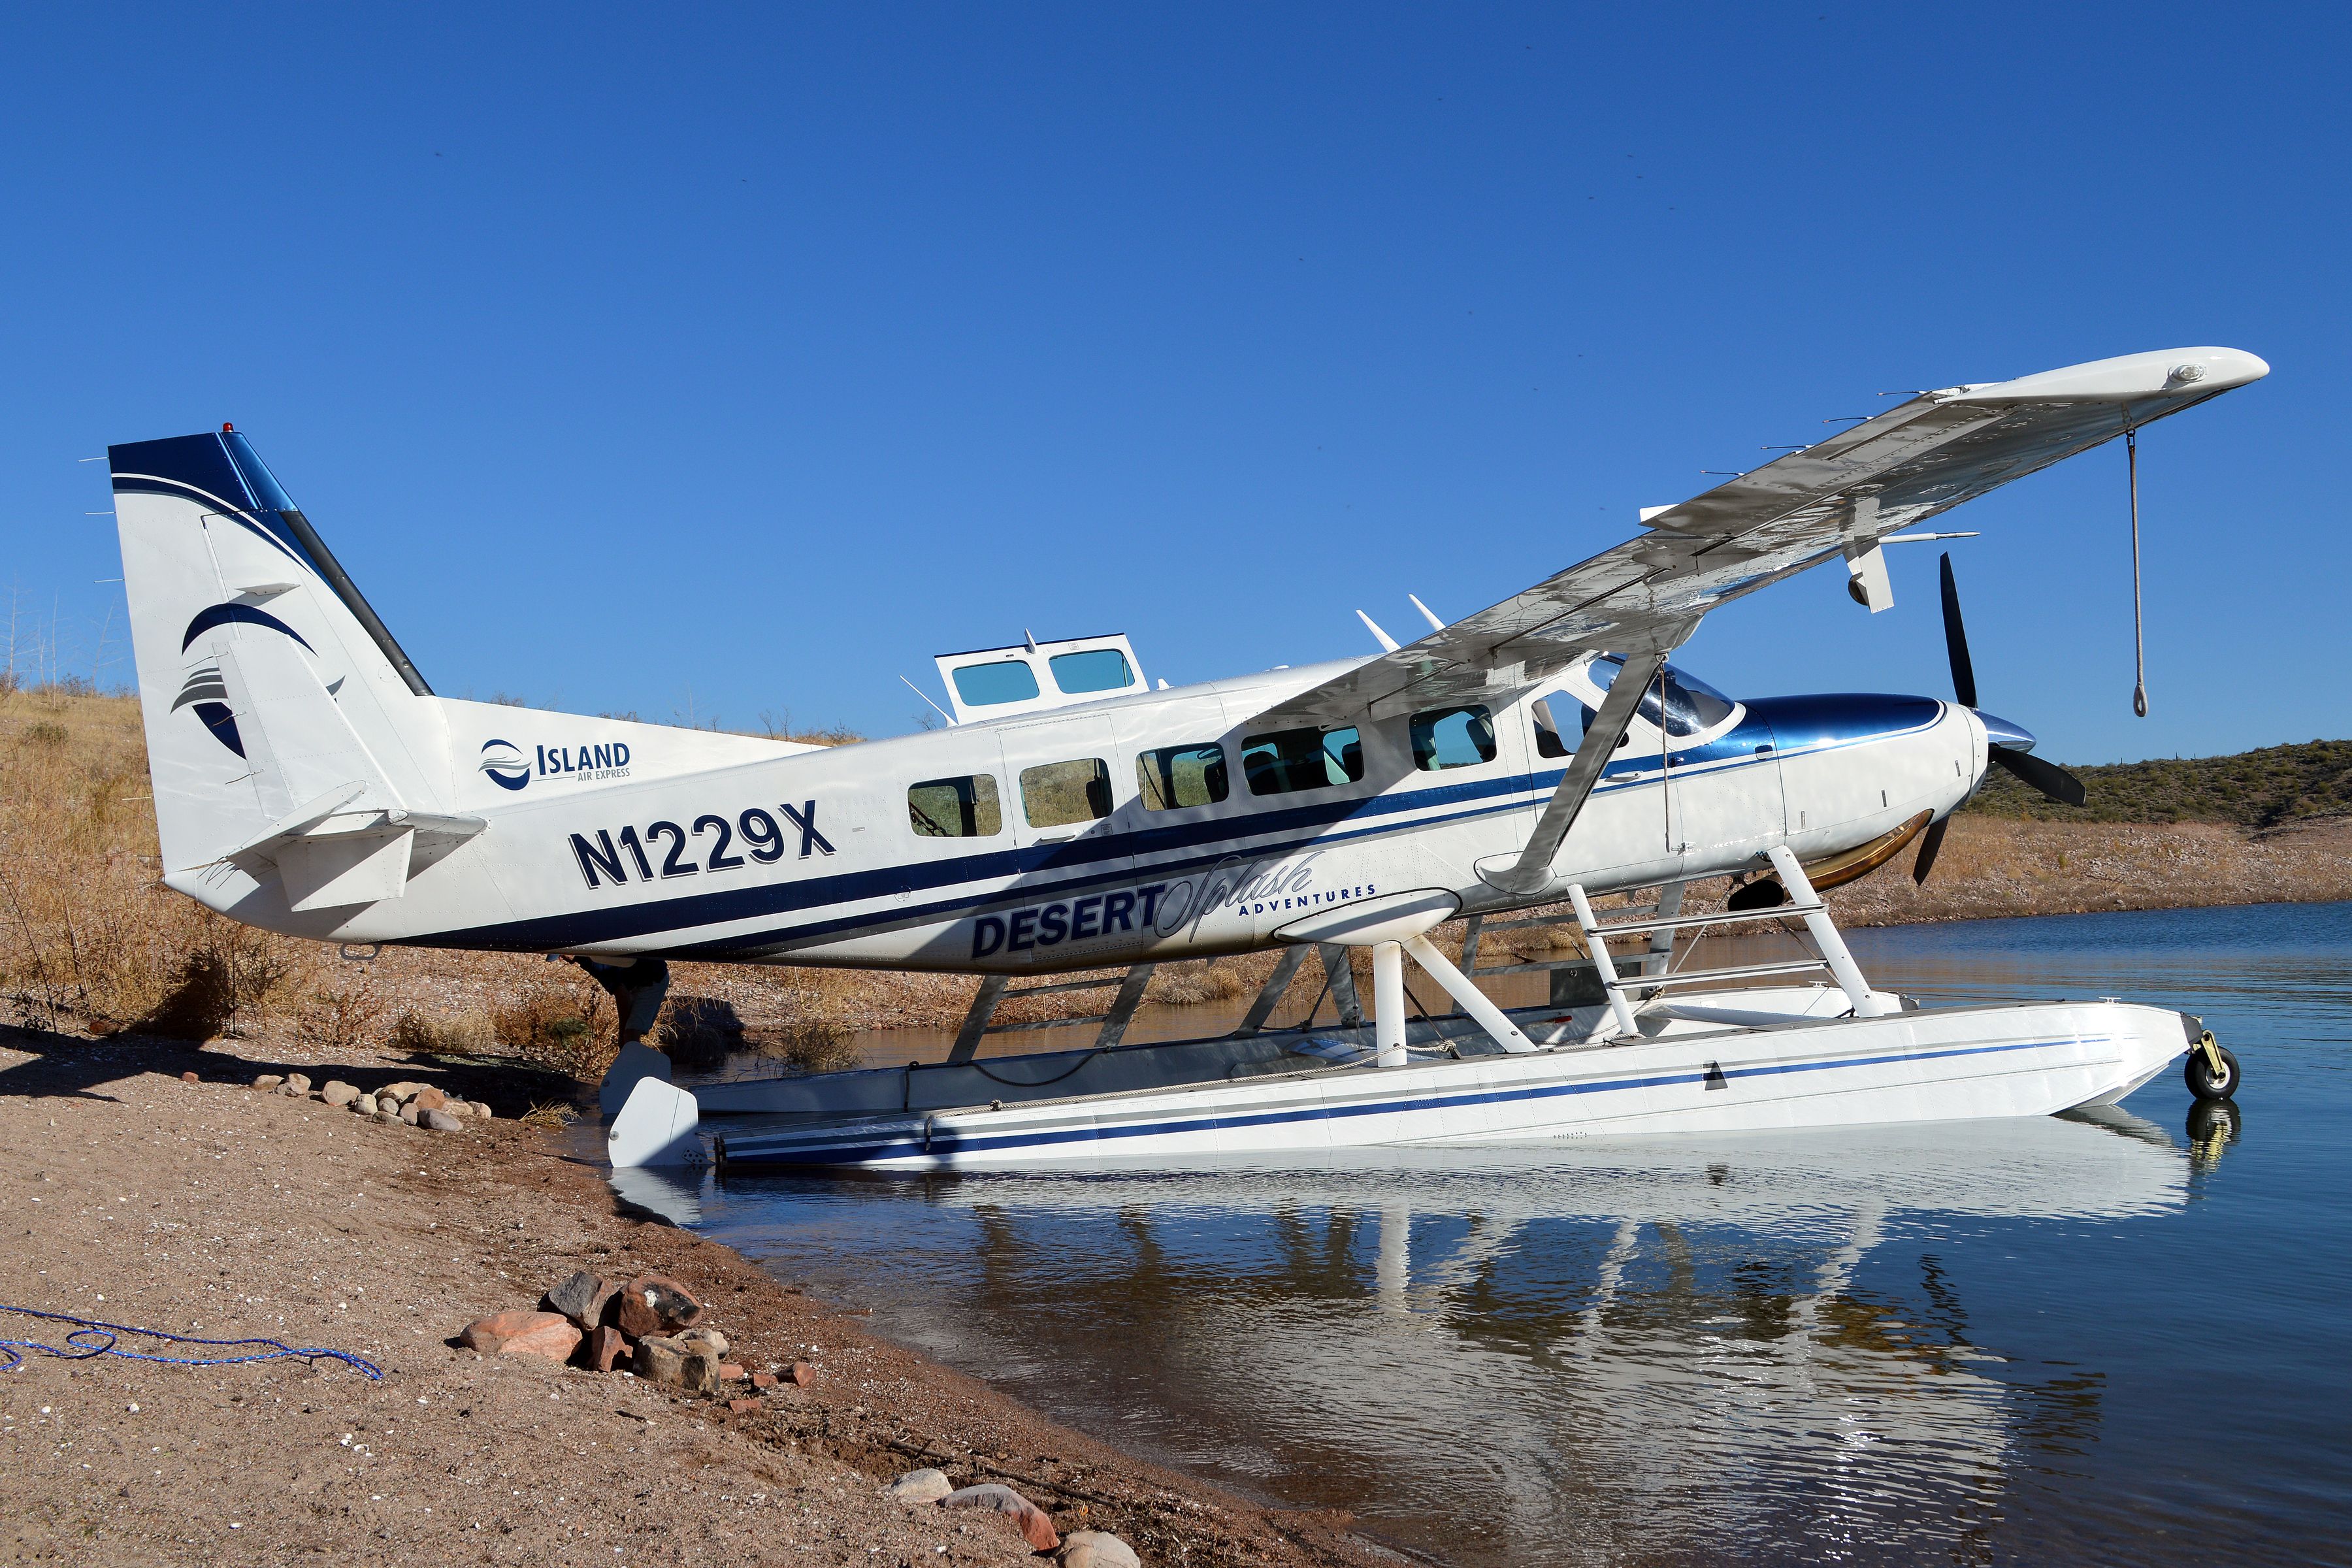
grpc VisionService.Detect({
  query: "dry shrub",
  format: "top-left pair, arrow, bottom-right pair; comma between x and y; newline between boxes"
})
491,975 -> 612,1081
1,691 -> 318,1034
386,1007 -> 498,1057
1147,958 -> 1246,1007
770,1018 -> 858,1074
297,973 -> 385,1052
654,994 -> 746,1072
129,921 -> 297,1041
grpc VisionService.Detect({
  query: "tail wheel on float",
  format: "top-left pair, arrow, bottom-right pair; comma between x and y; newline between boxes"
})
2185,1033 -> 2240,1102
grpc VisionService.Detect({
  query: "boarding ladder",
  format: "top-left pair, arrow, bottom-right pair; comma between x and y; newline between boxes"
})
1563,845 -> 1895,1039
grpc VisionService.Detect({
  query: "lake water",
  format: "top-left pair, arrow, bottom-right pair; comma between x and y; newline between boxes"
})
635,902 -> 2352,1565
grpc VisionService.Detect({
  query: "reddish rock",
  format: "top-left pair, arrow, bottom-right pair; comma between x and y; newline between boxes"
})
717,1362 -> 747,1380
458,1310 -> 582,1362
787,1360 -> 817,1386
750,1371 -> 778,1390
412,1086 -> 448,1111
180,1071 -> 199,1085
728,1397 -> 760,1414
615,1274 -> 704,1336
939,1484 -> 1060,1552
585,1325 -> 630,1373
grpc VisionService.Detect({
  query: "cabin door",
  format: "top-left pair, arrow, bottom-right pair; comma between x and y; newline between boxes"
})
990,715 -> 1142,966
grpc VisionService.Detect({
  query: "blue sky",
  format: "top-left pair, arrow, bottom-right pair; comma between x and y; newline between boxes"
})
3,5 -> 2341,762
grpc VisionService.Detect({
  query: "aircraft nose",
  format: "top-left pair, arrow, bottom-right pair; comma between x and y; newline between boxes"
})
1972,710 -> 2036,753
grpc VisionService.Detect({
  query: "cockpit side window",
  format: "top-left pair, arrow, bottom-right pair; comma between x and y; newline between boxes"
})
1532,694 -> 1586,759
1590,657 -> 1738,738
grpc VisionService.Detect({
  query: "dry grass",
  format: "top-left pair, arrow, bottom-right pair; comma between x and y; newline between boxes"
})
6,690 -> 2348,1079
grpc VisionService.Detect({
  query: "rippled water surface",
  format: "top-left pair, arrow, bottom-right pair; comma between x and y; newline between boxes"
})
643,902 -> 2352,1565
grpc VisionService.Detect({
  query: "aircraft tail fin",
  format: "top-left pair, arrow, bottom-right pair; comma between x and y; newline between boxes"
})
109,428 -> 458,882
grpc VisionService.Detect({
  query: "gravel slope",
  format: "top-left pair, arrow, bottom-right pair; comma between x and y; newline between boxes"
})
0,1026 -> 1390,1568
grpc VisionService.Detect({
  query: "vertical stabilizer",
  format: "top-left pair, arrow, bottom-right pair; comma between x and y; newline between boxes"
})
110,428 -> 453,877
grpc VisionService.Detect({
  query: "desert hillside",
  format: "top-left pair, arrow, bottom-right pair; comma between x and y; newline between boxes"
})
4,685 -> 2345,1082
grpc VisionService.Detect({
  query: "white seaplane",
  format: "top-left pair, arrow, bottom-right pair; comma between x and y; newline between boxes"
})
105,346 -> 2262,1170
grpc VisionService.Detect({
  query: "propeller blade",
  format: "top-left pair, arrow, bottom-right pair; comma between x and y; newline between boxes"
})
1938,553 -> 1978,710
1989,744 -> 2087,808
1912,815 -> 1950,884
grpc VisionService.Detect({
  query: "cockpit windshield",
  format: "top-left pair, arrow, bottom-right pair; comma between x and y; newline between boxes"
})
1590,657 -> 1738,738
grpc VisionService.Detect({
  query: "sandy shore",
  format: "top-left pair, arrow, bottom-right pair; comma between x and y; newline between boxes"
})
0,1023 -> 1391,1567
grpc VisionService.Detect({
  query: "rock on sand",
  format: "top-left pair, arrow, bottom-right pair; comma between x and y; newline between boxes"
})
544,1270 -> 623,1331
887,1468 -> 955,1504
1058,1532 -> 1141,1568
939,1483 -> 1060,1552
458,1310 -> 582,1361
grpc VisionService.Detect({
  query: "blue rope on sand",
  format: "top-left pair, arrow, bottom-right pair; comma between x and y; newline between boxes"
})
0,1303 -> 384,1380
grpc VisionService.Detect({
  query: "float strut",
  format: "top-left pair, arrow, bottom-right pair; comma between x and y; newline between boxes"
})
1766,845 -> 1895,1016
1371,941 -> 1408,1068
1403,934 -> 1538,1053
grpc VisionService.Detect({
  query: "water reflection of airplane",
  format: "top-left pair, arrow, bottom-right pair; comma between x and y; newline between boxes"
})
612,1114 -> 2182,1561
624,1110 -> 2187,1557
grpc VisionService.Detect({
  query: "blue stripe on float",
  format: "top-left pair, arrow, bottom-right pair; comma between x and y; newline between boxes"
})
722,1035 -> 2082,1166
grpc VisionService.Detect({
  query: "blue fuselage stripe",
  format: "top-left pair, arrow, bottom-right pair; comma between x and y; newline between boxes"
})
414,698 -> 1942,957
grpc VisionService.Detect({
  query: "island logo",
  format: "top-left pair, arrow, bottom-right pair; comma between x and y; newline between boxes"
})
479,739 -> 532,791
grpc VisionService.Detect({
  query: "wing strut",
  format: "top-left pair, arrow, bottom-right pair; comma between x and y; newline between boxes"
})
1482,643 -> 1672,896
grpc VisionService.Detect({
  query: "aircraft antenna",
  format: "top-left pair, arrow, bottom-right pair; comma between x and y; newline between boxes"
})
1407,594 -> 1445,632
900,674 -> 957,727
2127,426 -> 2148,717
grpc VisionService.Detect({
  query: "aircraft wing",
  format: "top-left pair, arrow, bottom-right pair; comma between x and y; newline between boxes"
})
1252,346 -> 2267,728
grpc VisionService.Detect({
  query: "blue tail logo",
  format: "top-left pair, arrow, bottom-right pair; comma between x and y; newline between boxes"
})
479,739 -> 531,791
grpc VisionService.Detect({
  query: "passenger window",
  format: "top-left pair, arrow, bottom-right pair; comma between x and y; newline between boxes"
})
1241,726 -> 1364,796
1021,758 -> 1113,828
1136,743 -> 1228,810
952,661 -> 1041,708
1049,648 -> 1134,694
907,774 -> 1003,838
1533,694 -> 1587,760
1411,705 -> 1496,771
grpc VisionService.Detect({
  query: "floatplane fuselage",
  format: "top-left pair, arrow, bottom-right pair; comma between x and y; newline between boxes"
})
229,653 -> 1990,975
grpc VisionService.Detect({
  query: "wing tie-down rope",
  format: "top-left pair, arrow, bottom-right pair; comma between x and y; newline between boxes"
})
2127,425 -> 2148,718
0,1302 -> 384,1379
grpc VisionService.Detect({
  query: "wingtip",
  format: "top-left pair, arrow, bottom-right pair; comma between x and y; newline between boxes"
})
1943,346 -> 2268,404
